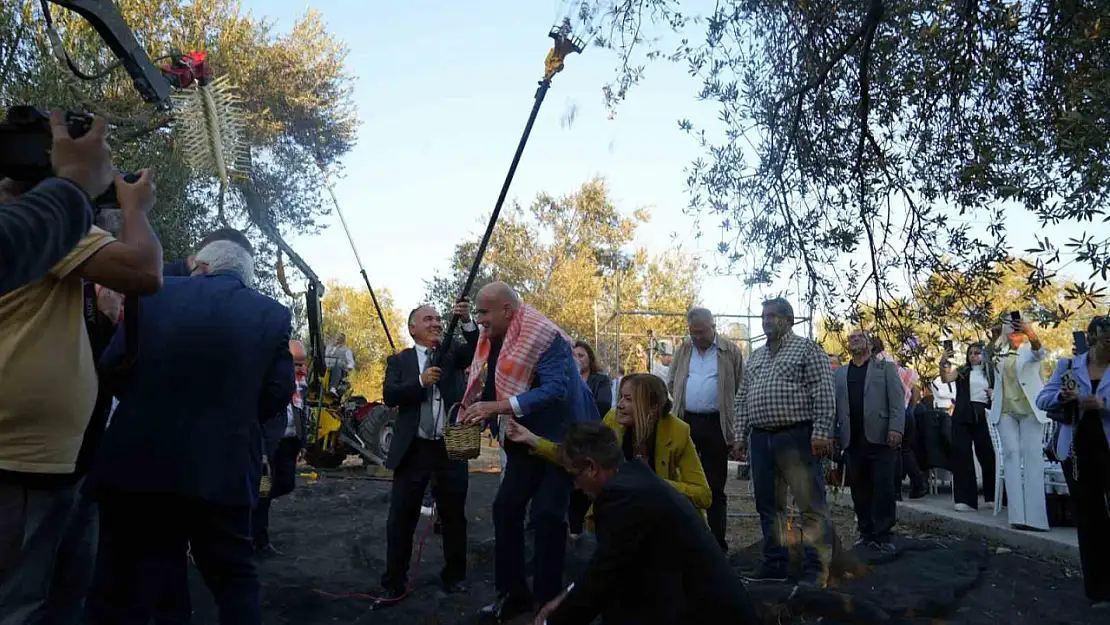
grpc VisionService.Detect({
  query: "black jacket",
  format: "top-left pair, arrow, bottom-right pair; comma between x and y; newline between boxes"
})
382,327 -> 479,469
585,372 -> 613,418
548,460 -> 759,625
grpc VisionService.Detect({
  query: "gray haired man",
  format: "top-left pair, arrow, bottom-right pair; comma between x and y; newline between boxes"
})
667,307 -> 745,550
85,231 -> 292,625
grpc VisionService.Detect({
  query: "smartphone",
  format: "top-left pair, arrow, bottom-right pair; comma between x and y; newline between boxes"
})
1074,331 -> 1089,356
942,339 -> 954,353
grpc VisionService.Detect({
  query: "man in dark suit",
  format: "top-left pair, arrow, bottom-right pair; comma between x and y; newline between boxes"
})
254,339 -> 309,556
374,300 -> 479,609
538,422 -> 760,625
162,227 -> 254,278
86,237 -> 294,625
461,282 -> 600,621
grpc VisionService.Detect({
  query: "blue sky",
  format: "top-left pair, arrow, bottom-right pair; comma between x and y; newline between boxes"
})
240,0 -> 1093,341
240,0 -> 749,320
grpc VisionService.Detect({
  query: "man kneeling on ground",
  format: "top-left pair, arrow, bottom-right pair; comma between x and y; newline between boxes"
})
536,422 -> 760,625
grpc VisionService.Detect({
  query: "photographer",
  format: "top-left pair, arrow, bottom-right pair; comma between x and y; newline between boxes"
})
0,112 -> 164,624
0,111 -> 106,294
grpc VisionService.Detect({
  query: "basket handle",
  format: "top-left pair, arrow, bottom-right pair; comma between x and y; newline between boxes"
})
448,402 -> 463,426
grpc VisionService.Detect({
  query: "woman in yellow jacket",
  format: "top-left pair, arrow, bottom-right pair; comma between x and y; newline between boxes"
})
505,373 -> 712,525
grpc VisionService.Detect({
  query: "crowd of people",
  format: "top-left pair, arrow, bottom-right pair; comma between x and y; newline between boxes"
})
831,319 -> 1110,609
1,112 -> 1108,624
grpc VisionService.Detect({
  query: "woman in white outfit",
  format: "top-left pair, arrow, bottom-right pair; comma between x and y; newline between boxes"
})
987,316 -> 1049,531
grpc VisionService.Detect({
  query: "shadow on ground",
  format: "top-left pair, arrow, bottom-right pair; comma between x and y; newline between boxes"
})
184,471 -> 1102,624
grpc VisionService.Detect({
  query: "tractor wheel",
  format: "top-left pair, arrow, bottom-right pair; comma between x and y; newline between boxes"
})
357,404 -> 396,461
303,443 -> 344,469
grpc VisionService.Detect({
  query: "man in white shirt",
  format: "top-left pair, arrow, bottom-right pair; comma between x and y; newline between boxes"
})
374,301 -> 478,608
254,340 -> 309,555
324,332 -> 355,394
667,308 -> 745,550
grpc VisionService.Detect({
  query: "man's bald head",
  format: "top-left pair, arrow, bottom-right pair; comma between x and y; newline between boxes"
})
475,281 -> 522,338
289,339 -> 308,380
289,339 -> 306,362
477,281 -> 521,308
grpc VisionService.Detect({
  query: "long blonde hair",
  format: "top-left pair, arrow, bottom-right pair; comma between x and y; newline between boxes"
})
618,374 -> 671,450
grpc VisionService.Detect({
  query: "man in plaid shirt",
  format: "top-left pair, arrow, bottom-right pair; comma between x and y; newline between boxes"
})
734,297 -> 835,587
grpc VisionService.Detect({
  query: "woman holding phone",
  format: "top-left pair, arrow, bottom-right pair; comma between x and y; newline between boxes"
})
1037,317 -> 1110,608
984,313 -> 1049,531
938,343 -> 997,512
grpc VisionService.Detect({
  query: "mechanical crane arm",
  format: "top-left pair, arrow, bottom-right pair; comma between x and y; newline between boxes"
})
43,0 -> 172,106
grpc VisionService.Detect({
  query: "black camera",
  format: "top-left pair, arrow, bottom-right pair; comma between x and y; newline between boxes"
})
0,105 -> 138,210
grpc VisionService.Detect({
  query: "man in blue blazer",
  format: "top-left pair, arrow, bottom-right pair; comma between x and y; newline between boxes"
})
86,237 -> 294,625
461,282 -> 599,621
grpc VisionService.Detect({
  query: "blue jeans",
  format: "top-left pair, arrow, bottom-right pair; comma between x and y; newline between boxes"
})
494,442 -> 572,604
0,481 -> 80,625
749,422 -> 832,578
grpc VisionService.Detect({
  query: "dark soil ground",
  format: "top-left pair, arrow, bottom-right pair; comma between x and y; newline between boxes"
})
186,466 -> 1105,624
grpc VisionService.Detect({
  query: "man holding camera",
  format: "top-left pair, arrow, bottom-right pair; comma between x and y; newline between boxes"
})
0,113 -> 164,624
0,111 -> 102,295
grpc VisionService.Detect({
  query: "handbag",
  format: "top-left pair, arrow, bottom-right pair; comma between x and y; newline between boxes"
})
1044,358 -> 1076,464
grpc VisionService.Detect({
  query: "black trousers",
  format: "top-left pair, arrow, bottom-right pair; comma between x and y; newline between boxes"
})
848,441 -> 898,542
495,442 -> 572,605
567,489 -> 591,536
685,412 -> 728,550
251,437 -> 301,548
894,409 -> 926,495
86,491 -> 259,625
951,403 -> 996,508
1063,414 -> 1110,603
382,438 -> 468,592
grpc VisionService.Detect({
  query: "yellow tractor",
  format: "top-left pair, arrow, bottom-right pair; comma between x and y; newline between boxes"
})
280,261 -> 395,470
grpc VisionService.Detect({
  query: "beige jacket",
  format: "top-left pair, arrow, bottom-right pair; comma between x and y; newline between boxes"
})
668,336 -> 744,444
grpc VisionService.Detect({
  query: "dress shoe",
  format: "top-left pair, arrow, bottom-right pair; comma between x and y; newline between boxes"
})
371,587 -> 406,611
478,594 -> 532,622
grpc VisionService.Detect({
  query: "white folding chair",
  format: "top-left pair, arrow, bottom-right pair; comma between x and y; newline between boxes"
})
1043,422 -> 1069,495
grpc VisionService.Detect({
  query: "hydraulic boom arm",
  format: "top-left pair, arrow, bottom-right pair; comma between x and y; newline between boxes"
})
43,0 -> 172,106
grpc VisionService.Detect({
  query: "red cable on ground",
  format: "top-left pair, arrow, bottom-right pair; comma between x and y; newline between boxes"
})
312,506 -> 439,603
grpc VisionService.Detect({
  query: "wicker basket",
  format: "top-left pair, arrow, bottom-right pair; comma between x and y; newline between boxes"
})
445,422 -> 482,460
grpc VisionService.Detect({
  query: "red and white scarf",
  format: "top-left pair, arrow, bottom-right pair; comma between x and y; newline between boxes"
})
462,304 -> 572,408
